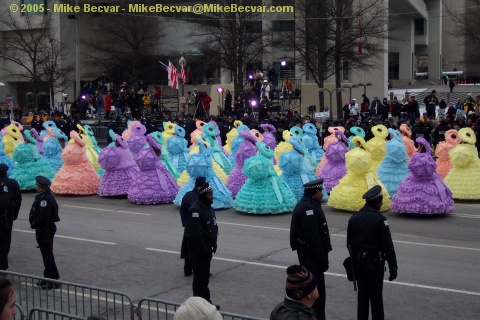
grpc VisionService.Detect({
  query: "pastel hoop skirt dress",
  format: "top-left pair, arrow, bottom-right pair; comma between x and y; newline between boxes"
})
127,134 -> 179,204
435,130 -> 460,179
392,137 -> 454,214
98,132 -> 139,196
51,131 -> 100,195
174,137 -> 233,210
377,129 -> 409,198
320,131 -> 349,193
444,128 -> 480,199
234,141 -> 297,214
328,136 -> 391,212
226,130 -> 260,197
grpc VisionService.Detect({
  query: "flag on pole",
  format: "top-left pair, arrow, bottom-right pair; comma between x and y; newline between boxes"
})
159,61 -> 168,71
167,60 -> 178,89
179,65 -> 186,85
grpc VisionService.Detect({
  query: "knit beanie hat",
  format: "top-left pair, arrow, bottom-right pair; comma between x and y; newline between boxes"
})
285,265 -> 317,300
173,297 -> 222,320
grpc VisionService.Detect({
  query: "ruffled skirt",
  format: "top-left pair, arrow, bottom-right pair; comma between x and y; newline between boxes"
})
98,166 -> 139,196
392,174 -> 454,213
51,162 -> 100,195
128,165 -> 179,204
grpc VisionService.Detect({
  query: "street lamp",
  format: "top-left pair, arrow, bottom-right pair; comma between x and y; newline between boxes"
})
341,83 -> 358,102
179,55 -> 187,114
216,87 -> 223,114
0,82 -> 4,117
357,82 -> 373,95
319,88 -> 344,120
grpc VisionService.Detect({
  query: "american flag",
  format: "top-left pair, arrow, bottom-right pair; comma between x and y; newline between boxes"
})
167,60 -> 178,89
179,65 -> 186,85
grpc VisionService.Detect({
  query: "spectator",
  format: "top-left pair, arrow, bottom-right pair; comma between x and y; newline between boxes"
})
423,90 -> 438,118
173,297 -> 222,320
200,91 -> 212,118
224,89 -> 232,116
0,277 -> 17,320
270,265 -> 319,320
449,79 -> 455,92
104,92 -> 112,120
391,97 -> 402,123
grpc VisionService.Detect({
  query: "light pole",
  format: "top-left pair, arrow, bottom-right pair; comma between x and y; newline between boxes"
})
319,88 -> 344,120
179,55 -> 186,115
216,87 -> 223,115
342,83 -> 358,102
357,82 -> 373,96
0,82 -> 4,117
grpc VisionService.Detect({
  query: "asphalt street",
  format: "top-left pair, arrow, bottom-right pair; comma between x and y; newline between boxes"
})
7,192 -> 480,320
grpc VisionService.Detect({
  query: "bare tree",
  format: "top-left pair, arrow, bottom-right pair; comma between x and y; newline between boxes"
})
282,0 -> 389,116
191,0 -> 271,94
442,0 -> 480,76
82,6 -> 164,82
0,1 -> 52,100
37,38 -> 74,108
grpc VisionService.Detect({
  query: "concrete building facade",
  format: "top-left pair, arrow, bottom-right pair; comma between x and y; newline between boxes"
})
0,0 -> 474,118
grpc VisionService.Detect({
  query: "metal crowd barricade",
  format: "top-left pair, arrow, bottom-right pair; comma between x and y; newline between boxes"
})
15,303 -> 27,320
136,297 -> 267,320
28,308 -> 86,320
5,271 -> 135,320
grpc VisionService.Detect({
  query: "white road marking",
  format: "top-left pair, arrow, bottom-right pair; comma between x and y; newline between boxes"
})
218,222 -> 479,251
13,229 -> 116,245
62,205 -> 151,216
145,248 -> 480,296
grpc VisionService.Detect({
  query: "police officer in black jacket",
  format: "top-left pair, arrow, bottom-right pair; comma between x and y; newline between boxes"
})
290,179 -> 332,320
347,185 -> 398,320
0,164 -> 22,271
185,182 -> 220,309
29,176 -> 61,290
179,176 -> 206,277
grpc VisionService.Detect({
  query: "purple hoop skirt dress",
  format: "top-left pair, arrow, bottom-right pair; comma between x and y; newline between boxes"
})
127,147 -> 179,204
320,141 -> 348,192
392,146 -> 454,214
98,146 -> 139,196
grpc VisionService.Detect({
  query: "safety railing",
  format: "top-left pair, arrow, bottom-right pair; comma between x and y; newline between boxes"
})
136,297 -> 267,320
15,303 -> 27,320
5,271 -> 135,320
28,308 -> 86,320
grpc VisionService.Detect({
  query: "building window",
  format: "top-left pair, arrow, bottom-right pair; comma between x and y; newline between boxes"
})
21,0 -> 47,16
414,19 -> 425,36
388,52 -> 400,80
273,20 -> 294,32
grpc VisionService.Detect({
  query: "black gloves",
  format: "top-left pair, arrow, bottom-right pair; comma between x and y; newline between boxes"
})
212,245 -> 217,254
388,270 -> 397,281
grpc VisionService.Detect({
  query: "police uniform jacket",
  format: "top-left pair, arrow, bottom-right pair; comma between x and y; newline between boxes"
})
180,190 -> 198,227
290,196 -> 332,266
29,189 -> 59,243
347,204 -> 397,272
270,298 -> 318,320
186,199 -> 218,259
0,176 -> 22,227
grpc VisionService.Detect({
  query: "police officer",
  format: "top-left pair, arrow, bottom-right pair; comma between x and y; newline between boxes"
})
290,179 -> 332,320
0,164 -> 22,271
185,182 -> 220,310
29,176 -> 61,289
180,176 -> 206,277
347,185 -> 397,320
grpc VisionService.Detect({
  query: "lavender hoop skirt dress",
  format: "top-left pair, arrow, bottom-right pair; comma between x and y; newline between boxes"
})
392,151 -> 454,214
128,147 -> 179,204
320,141 -> 348,192
98,146 -> 139,196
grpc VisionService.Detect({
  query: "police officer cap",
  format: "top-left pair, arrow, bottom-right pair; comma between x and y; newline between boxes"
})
197,182 -> 212,195
303,179 -> 324,191
362,185 -> 383,201
35,175 -> 51,187
0,164 -> 8,173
